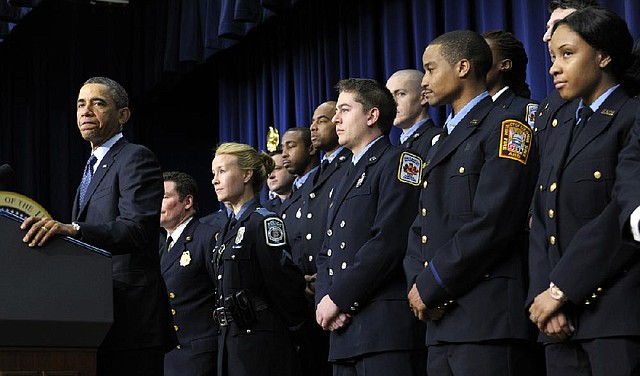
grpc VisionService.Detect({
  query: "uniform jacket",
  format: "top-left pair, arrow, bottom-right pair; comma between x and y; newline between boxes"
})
200,208 -> 230,235
315,137 -> 425,360
494,87 -> 539,128
297,147 -> 352,275
615,116 -> 640,244
527,88 -> 640,341
263,196 -> 285,215
71,137 -> 176,351
280,171 -> 316,271
533,90 -> 573,157
400,118 -> 441,160
161,218 -> 218,375
404,96 -> 538,344
210,199 -> 307,376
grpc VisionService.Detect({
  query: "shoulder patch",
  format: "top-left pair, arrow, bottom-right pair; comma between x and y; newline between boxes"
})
264,217 -> 286,247
525,103 -> 538,128
499,119 -> 532,165
398,151 -> 423,186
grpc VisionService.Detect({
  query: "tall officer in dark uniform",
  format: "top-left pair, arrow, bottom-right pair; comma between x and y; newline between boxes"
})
404,30 -> 539,376
527,9 -> 640,376
160,171 -> 218,376
482,30 -> 539,127
315,78 -> 426,376
279,127 -> 319,263
209,142 -> 308,376
386,69 -> 441,159
296,100 -> 352,376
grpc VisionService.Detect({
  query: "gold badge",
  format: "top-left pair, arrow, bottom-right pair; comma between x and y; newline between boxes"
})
235,227 -> 245,244
180,251 -> 191,267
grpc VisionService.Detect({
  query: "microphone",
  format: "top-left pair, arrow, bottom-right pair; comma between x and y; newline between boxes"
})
0,164 -> 15,190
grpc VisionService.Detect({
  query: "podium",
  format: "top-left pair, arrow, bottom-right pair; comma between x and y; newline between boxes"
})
0,210 -> 113,376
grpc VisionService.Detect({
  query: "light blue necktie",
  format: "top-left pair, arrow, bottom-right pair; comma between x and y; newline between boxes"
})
79,154 -> 97,207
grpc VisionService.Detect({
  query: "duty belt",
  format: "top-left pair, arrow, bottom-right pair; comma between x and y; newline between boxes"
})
213,297 -> 268,326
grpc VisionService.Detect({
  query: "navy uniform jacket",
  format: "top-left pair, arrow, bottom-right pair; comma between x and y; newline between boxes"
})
527,89 -> 640,341
615,111 -> 640,244
494,87 -> 539,128
315,137 -> 425,360
210,199 -> 307,376
297,148 -> 352,275
161,218 -> 218,376
200,209 -> 230,235
280,172 -> 316,271
72,137 -> 177,351
400,118 -> 441,160
533,90 -> 573,157
263,196 -> 284,215
404,97 -> 538,344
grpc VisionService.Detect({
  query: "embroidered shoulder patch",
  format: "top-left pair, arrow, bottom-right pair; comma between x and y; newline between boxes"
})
499,119 -> 532,165
264,217 -> 286,247
525,103 -> 538,128
398,151 -> 422,186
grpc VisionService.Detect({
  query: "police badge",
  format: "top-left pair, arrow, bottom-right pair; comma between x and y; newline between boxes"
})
180,251 -> 192,267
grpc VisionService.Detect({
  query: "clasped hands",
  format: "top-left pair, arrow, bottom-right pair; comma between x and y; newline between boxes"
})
408,283 -> 445,321
528,289 -> 574,339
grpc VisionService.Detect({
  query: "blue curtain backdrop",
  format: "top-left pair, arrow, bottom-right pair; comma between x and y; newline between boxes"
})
0,0 -> 638,219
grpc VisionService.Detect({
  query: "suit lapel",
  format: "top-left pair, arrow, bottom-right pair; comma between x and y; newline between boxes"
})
76,138 -> 127,218
326,138 -> 389,226
425,98 -> 493,174
565,88 -> 630,165
161,219 -> 197,273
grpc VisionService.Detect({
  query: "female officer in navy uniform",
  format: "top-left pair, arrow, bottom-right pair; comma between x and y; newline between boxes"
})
209,142 -> 308,376
527,8 -> 640,376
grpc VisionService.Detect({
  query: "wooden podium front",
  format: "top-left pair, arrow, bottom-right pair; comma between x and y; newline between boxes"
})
0,211 -> 113,376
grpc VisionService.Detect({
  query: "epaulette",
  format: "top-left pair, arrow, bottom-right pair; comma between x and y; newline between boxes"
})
255,207 -> 277,217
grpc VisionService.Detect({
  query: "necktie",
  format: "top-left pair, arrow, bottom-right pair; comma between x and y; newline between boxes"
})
79,154 -> 97,207
571,106 -> 594,146
320,159 -> 330,175
160,235 -> 173,260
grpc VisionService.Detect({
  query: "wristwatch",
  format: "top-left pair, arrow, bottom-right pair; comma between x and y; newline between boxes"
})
71,222 -> 81,237
549,282 -> 568,302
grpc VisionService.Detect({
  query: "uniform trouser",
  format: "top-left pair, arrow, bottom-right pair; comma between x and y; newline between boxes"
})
333,349 -> 427,376
427,340 -> 542,376
546,337 -> 640,376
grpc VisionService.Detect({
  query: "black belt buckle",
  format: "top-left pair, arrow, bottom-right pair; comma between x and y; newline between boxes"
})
214,307 -> 232,326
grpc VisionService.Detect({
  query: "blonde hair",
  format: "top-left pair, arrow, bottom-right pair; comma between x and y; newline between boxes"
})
214,142 -> 275,194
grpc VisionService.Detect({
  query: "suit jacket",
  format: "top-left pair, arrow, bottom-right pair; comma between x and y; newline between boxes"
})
528,88 -> 640,341
71,137 -> 176,351
315,137 -> 425,360
400,118 -> 441,160
615,111 -> 640,244
161,217 -> 218,375
210,199 -> 307,376
296,147 -> 352,275
494,87 -> 539,128
404,96 -> 538,344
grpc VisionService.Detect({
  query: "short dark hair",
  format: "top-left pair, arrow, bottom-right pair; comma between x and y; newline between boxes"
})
284,127 -> 313,149
163,171 -> 199,214
429,30 -> 493,79
548,0 -> 599,13
83,76 -> 129,109
335,78 -> 396,135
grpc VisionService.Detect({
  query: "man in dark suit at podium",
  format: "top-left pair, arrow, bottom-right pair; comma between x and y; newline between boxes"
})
21,76 -> 176,376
